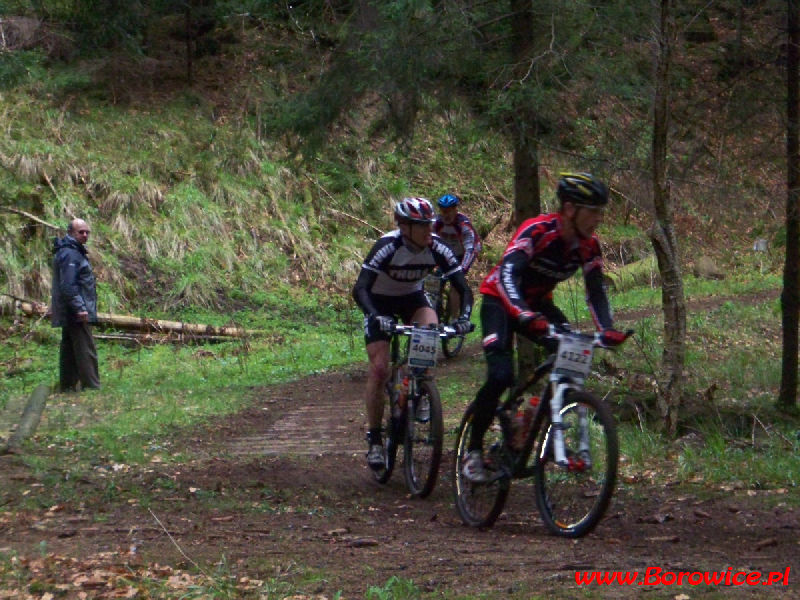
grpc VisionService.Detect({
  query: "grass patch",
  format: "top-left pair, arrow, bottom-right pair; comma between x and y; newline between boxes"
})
0,302 -> 364,482
677,425 -> 800,492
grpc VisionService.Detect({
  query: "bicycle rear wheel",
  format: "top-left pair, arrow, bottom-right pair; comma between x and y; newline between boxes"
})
533,391 -> 618,538
452,403 -> 510,527
440,280 -> 465,358
403,379 -> 443,498
371,386 -> 401,484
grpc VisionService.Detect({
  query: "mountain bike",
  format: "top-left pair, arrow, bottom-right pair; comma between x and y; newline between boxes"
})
371,322 -> 459,498
423,274 -> 466,358
452,325 -> 633,537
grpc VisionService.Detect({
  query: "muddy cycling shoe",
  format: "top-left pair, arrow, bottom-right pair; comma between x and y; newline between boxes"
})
367,443 -> 386,470
415,397 -> 431,423
462,450 -> 489,483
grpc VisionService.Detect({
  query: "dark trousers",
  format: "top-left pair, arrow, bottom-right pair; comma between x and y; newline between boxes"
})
59,322 -> 100,391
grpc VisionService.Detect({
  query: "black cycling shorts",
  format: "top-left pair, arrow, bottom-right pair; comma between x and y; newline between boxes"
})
363,290 -> 432,344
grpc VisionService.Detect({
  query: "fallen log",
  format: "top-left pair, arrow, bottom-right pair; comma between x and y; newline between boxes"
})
9,296 -> 267,338
0,206 -> 61,231
94,332 -> 237,345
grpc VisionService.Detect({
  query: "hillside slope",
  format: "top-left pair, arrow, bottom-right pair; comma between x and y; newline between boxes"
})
0,3 -> 788,322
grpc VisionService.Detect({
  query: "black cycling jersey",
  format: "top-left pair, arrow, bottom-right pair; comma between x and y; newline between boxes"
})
352,230 -> 473,320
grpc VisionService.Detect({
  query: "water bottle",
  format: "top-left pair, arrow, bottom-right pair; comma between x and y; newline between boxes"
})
511,396 -> 539,450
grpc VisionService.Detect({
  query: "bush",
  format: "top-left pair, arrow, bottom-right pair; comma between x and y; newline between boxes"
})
0,49 -> 45,89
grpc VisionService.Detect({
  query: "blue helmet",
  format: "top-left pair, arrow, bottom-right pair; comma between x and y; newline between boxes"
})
436,193 -> 460,208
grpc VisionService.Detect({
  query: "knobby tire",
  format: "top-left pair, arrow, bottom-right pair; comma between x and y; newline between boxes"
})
372,381 -> 401,484
452,403 -> 510,528
532,391 -> 618,538
403,379 -> 443,498
440,280 -> 465,359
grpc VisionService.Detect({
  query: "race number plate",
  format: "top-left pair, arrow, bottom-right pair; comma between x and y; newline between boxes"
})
553,337 -> 594,381
408,328 -> 439,369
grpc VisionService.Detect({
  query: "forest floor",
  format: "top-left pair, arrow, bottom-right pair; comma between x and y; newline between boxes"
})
0,290 -> 797,599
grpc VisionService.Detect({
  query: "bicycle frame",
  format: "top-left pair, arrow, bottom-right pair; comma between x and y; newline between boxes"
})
497,326 -> 609,478
422,274 -> 467,358
379,322 -> 457,497
422,274 -> 446,312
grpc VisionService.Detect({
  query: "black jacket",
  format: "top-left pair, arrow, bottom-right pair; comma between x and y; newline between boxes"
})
50,235 -> 97,326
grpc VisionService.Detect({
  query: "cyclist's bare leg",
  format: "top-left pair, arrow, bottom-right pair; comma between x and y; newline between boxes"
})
410,306 -> 437,327
365,340 -> 391,432
447,288 -> 461,322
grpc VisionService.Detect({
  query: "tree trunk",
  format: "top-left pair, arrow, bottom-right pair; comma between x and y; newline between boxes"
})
512,124 -> 540,226
779,0 -> 800,410
509,0 -> 539,223
185,2 -> 193,85
509,0 -> 543,378
650,0 -> 686,435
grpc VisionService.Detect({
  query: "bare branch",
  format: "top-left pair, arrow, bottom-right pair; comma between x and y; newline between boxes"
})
0,206 -> 61,231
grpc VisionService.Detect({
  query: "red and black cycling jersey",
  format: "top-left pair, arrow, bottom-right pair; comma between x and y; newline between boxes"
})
352,230 -> 472,319
433,212 -> 482,273
479,212 -> 612,329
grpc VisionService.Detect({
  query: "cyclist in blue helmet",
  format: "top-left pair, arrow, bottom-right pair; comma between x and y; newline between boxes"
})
433,193 -> 482,324
434,194 -> 482,273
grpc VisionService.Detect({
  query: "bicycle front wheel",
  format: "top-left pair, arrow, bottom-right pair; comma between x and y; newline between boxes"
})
452,403 -> 510,528
403,379 -> 443,498
533,391 -> 618,538
442,330 -> 465,358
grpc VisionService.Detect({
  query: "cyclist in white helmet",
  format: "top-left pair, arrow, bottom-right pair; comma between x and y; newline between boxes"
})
353,197 -> 474,470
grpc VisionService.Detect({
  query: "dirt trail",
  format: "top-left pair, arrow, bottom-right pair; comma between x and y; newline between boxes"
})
0,289 -> 797,598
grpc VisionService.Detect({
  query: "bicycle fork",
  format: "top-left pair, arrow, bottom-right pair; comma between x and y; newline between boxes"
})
548,381 -> 591,470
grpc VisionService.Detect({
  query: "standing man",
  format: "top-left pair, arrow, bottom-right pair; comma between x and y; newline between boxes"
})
51,218 -> 100,392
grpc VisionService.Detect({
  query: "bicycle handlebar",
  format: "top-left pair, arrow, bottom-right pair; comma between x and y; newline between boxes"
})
546,324 -> 635,347
390,323 -> 458,338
